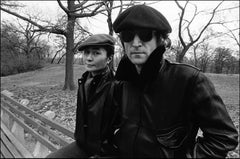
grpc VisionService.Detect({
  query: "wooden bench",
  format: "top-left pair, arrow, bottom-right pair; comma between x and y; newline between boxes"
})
1,91 -> 75,158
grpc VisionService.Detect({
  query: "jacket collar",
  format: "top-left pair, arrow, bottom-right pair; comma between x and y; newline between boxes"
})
79,66 -> 110,83
115,45 -> 165,86
78,66 -> 114,102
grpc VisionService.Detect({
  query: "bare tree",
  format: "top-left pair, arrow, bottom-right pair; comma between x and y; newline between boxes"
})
1,0 -> 127,90
175,0 -> 224,63
101,0 -> 137,35
1,22 -> 22,62
1,20 -> 50,76
207,3 -> 239,49
169,40 -> 183,61
51,16 -> 91,64
192,28 -> 218,67
15,19 -> 46,58
214,47 -> 233,73
51,40 -> 65,64
197,43 -> 214,72
1,19 -> 47,59
218,24 -> 239,47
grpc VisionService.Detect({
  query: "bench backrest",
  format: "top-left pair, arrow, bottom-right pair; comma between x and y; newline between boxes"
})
1,92 -> 75,157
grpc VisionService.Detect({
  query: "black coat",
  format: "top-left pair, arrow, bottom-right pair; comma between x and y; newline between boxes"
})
113,46 -> 238,158
74,68 -> 118,156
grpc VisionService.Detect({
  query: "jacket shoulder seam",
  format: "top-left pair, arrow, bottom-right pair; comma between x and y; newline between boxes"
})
167,60 -> 201,71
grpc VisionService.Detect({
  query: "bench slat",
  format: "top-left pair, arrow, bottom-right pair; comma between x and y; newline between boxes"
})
1,139 -> 14,158
2,101 -> 71,146
1,94 -> 74,138
1,121 -> 33,158
1,130 -> 22,158
1,107 -> 58,152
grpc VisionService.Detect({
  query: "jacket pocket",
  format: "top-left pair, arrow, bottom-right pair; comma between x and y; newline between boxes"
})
156,124 -> 188,149
155,124 -> 189,158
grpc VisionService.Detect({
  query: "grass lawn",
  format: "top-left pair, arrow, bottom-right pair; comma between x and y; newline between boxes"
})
205,73 -> 239,157
206,73 -> 239,105
205,73 -> 239,131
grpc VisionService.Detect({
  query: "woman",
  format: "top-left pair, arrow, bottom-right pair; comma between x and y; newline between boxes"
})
47,34 -> 118,158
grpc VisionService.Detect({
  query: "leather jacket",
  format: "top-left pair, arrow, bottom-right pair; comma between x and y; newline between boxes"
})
74,67 -> 118,156
113,46 -> 238,158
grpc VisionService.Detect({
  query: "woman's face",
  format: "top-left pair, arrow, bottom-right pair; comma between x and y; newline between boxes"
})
83,47 -> 110,74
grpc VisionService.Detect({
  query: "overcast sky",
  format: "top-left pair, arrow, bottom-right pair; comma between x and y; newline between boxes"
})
1,1 -> 239,52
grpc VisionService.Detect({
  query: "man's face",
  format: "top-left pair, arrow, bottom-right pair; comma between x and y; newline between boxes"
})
121,29 -> 157,66
83,47 -> 110,73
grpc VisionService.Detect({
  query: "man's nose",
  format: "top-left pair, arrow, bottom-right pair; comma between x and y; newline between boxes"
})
132,35 -> 142,47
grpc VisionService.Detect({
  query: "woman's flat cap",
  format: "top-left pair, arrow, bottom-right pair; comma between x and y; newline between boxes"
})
113,5 -> 172,33
78,34 -> 116,51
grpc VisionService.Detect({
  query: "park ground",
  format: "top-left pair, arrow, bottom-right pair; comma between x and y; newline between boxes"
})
1,64 -> 239,157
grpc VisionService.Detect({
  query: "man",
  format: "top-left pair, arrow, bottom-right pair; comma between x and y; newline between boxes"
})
112,4 -> 238,158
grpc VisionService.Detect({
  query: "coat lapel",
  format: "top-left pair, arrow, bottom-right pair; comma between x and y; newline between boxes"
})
86,68 -> 113,103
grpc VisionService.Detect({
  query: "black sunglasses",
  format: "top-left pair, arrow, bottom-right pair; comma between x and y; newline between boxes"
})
120,30 -> 154,42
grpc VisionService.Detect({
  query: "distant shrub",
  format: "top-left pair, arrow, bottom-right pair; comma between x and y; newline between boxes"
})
1,57 -> 45,77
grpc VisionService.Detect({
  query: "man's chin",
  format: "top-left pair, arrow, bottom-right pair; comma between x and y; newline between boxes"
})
130,59 -> 146,65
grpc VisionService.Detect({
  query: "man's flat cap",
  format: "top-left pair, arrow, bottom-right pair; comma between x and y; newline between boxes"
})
78,34 -> 115,51
113,5 -> 172,33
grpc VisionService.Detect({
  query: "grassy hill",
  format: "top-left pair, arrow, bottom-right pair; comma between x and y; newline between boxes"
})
2,64 -> 239,106
1,64 -> 85,90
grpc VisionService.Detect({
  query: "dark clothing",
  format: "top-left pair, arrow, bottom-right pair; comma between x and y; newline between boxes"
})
113,46 -> 238,158
74,67 -> 119,157
46,142 -> 87,158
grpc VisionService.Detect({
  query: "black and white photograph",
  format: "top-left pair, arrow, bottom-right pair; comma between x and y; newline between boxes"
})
1,1 -> 239,158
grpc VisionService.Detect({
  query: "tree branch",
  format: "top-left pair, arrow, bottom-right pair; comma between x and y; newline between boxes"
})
192,1 -> 224,44
71,7 -> 106,18
219,24 -> 240,47
73,1 -> 87,10
0,6 -> 66,35
118,0 -> 123,15
175,0 -> 189,48
1,6 -> 44,29
185,3 -> 198,43
1,0 -> 24,8
74,1 -> 103,12
57,0 -> 69,14
215,5 -> 239,13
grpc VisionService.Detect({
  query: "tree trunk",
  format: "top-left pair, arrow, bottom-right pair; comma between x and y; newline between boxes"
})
63,15 -> 76,90
176,51 -> 185,63
176,47 -> 189,63
106,1 -> 114,71
193,47 -> 198,67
